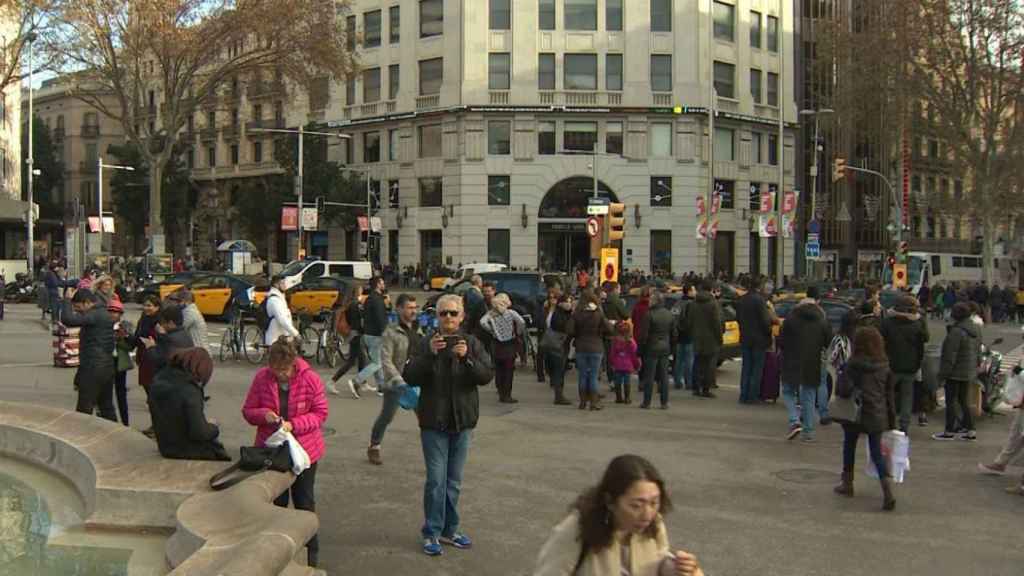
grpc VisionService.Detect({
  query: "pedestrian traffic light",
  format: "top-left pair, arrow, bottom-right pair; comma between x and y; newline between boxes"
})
607,203 -> 626,242
832,157 -> 847,182
887,253 -> 896,269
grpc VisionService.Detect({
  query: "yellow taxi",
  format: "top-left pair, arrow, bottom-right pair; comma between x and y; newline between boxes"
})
161,273 -> 267,317
286,277 -> 355,316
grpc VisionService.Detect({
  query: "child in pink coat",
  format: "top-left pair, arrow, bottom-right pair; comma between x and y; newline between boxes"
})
609,320 -> 641,404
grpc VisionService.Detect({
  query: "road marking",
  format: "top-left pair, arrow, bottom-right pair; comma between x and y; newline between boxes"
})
0,362 -> 55,368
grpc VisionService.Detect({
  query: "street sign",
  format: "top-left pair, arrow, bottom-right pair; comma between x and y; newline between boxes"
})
587,204 -> 609,215
586,217 -> 600,238
808,219 -> 821,234
805,242 -> 821,260
601,248 -> 619,283
587,197 -> 609,205
836,201 -> 852,222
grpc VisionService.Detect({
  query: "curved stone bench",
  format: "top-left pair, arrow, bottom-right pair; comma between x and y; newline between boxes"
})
0,401 -> 323,576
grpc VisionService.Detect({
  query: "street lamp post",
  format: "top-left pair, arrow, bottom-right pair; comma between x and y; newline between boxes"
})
97,157 -> 135,254
25,32 -> 36,275
799,108 -> 834,279
249,126 -> 351,259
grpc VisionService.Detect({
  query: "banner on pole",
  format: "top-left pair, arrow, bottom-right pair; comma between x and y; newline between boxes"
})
758,215 -> 778,238
782,190 -> 798,213
696,218 -> 708,239
782,213 -> 795,238
696,196 -> 706,217
281,207 -> 298,231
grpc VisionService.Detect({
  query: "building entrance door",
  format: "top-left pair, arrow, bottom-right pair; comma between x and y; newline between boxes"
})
539,222 -> 590,273
537,176 -> 618,274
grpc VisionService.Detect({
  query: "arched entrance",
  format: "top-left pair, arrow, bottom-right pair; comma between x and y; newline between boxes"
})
538,177 -> 618,272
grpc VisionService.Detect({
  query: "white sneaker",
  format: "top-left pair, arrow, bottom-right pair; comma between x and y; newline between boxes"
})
347,379 -> 361,399
326,381 -> 341,396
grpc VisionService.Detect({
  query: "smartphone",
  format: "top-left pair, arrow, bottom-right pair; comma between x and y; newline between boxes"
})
443,336 -> 460,351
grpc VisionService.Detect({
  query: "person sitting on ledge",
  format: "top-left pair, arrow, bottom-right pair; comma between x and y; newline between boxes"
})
148,347 -> 229,461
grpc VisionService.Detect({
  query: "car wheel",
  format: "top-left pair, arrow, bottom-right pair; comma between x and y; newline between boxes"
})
422,282 -> 431,291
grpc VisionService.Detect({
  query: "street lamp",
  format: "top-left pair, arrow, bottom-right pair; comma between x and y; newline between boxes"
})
249,125 -> 352,258
25,31 -> 36,274
799,108 -> 834,279
97,158 -> 134,252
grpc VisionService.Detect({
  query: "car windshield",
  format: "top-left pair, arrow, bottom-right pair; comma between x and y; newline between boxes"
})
281,261 -> 307,276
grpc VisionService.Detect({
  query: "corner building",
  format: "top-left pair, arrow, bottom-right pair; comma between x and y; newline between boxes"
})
330,0 -> 798,276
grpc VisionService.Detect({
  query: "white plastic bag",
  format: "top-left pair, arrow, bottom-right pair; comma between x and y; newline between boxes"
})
865,430 -> 910,483
1004,371 -> 1024,407
265,426 -> 311,475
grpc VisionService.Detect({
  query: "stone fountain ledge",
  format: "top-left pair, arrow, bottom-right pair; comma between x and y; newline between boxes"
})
0,401 -> 324,576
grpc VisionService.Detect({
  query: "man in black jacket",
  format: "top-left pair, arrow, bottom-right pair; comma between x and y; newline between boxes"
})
880,296 -> 930,432
141,305 -> 194,376
148,348 -> 229,461
736,277 -> 775,404
403,294 -> 494,557
61,289 -> 117,420
347,276 -> 388,398
638,292 -> 675,409
780,287 -> 833,442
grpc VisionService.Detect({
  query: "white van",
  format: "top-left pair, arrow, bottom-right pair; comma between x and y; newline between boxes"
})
280,259 -> 374,289
441,263 -> 508,289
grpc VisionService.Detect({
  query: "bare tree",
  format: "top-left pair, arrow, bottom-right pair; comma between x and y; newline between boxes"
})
0,1 -> 57,93
46,0 -> 356,254
903,0 -> 1024,284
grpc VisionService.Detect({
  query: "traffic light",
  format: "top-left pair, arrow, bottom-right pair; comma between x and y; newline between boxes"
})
607,203 -> 626,242
832,157 -> 847,182
315,196 -> 325,212
887,253 -> 897,269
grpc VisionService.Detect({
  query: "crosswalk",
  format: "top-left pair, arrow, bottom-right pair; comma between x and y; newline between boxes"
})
999,344 -> 1024,376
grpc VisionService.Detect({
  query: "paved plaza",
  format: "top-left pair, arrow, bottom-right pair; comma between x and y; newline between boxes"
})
2,303 -> 1022,575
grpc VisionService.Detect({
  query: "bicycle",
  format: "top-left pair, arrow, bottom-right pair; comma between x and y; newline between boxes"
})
219,304 -> 247,362
316,307 -> 344,368
295,312 -> 322,360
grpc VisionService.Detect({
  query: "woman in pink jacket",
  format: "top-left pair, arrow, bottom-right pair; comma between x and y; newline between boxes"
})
242,337 -> 329,568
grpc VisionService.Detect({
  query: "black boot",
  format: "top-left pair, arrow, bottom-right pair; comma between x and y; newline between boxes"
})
614,381 -> 625,403
833,467 -> 854,497
554,386 -> 572,405
880,476 -> 896,511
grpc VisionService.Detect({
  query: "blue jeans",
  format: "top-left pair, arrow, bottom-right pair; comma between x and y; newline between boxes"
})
420,428 -> 472,539
576,352 -> 603,396
613,371 -> 631,398
816,366 -> 831,420
782,381 -> 818,438
672,341 -> 694,389
370,387 -> 402,446
355,334 -> 384,387
739,345 -> 766,403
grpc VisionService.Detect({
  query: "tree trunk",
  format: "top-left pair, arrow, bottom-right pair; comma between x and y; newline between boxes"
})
148,153 -> 168,255
982,216 -> 996,286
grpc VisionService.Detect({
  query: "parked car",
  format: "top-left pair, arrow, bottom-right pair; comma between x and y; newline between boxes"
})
161,273 -> 268,317
772,297 -> 852,334
279,258 -> 373,290
143,271 -> 209,302
286,276 -> 358,316
427,271 -> 551,327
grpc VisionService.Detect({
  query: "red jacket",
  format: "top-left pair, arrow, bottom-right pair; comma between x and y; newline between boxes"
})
242,358 -> 329,464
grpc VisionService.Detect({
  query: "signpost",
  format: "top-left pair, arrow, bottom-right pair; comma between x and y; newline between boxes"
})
586,217 -> 600,238
600,248 -> 619,283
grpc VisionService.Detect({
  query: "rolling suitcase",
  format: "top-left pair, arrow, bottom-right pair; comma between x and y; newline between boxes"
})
760,349 -> 781,402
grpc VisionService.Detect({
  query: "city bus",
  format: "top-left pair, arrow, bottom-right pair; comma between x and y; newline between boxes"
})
883,251 -> 1020,294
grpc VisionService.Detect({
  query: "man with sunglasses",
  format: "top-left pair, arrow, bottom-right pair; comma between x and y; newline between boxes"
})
369,293 -> 425,465
403,294 -> 494,557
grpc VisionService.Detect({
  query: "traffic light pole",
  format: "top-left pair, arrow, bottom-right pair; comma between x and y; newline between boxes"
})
842,165 -> 901,245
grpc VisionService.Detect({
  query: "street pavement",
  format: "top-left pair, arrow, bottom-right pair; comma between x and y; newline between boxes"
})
1,303 -> 1022,576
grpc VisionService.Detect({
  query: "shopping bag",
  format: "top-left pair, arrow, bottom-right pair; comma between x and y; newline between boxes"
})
865,430 -> 910,483
1004,369 -> 1024,407
265,426 -> 311,476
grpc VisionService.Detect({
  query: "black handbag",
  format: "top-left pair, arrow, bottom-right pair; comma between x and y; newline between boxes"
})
209,443 -> 294,491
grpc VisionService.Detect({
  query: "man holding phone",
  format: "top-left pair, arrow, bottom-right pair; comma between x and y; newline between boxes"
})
402,294 -> 494,557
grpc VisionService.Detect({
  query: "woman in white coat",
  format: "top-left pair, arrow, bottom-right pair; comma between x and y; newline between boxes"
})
265,275 -> 299,346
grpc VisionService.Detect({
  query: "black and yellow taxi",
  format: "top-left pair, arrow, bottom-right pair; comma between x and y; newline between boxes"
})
161,273 -> 267,317
285,276 -> 356,316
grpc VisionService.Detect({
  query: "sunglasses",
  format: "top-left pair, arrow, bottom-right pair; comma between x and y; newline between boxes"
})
438,310 -> 460,318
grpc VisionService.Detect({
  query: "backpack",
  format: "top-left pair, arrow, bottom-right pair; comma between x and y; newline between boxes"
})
334,306 -> 352,337
255,293 -> 277,332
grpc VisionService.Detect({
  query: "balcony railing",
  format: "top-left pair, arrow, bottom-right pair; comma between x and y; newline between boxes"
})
652,93 -> 673,106
245,118 -> 285,131
416,94 -> 440,110
222,123 -> 240,138
81,125 -> 100,138
489,91 -> 509,105
247,79 -> 286,99
361,102 -> 380,116
538,91 -> 622,106
199,127 -> 218,141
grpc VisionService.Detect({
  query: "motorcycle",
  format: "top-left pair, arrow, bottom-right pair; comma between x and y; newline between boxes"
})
4,273 -> 36,303
978,337 -> 1005,414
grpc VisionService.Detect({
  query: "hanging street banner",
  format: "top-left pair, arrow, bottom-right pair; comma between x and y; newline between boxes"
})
709,219 -> 719,239
696,218 -> 708,239
758,214 -> 778,237
696,196 -> 706,217
281,207 -> 298,231
760,191 -> 773,212
782,190 -> 799,213
711,191 -> 722,215
782,213 -> 795,238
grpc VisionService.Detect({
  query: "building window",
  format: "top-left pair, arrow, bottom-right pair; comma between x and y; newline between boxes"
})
364,131 -> 381,163
207,145 -> 216,167
767,15 -> 778,52
713,61 -> 735,98
749,182 -> 762,210
750,69 -> 762,103
420,0 -> 443,38
346,15 -> 356,51
388,180 -> 400,208
650,54 -> 672,92
489,53 -> 511,90
390,5 -> 401,43
565,0 -> 597,31
363,68 -> 381,102
606,121 -> 623,155
253,141 -> 263,163
651,176 -> 672,207
651,0 -> 672,32
419,177 -> 443,207
767,72 -> 778,106
538,53 -> 556,89
607,0 -> 623,31
388,128 -> 399,161
490,0 -> 510,30
713,1 -> 734,41
346,79 -> 356,106
488,229 -> 511,265
564,121 -> 598,152
389,64 -> 400,100
650,123 -> 672,157
365,10 -> 382,47
539,0 -> 555,30
606,54 -> 623,91
651,230 -> 672,273
928,139 -> 939,158
538,121 -> 556,155
768,133 -> 778,165
488,120 -> 512,155
420,229 -> 443,266
187,148 -> 195,169
751,131 -> 763,163
565,53 -> 597,90
715,179 -> 735,209
418,124 -> 442,158
419,57 -> 443,95
488,175 -> 511,205
714,127 -> 734,161
230,144 -> 239,165
750,10 -> 762,48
